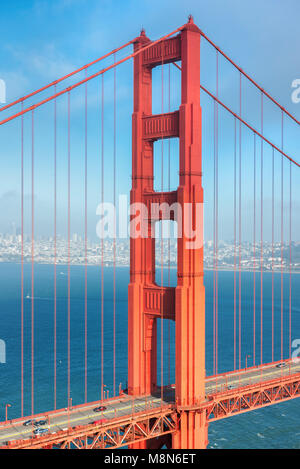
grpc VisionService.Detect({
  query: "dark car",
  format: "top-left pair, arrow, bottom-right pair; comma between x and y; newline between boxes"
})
276,362 -> 287,369
23,419 -> 35,426
93,406 -> 106,413
34,419 -> 47,427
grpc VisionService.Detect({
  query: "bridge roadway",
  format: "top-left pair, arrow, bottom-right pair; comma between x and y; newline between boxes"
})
0,359 -> 299,446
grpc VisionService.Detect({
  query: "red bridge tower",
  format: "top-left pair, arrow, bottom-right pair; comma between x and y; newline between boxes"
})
128,16 -> 207,448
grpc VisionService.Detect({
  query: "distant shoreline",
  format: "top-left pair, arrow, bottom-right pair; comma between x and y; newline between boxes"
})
0,261 -> 299,274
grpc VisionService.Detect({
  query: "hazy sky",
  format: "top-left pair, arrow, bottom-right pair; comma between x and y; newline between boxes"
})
0,0 -> 299,242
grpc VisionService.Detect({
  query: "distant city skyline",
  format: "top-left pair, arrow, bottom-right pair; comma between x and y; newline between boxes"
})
1,232 -> 299,273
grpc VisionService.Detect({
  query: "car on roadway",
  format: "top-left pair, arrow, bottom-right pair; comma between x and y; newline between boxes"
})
23,419 -> 35,426
93,406 -> 106,412
34,428 -> 49,436
276,362 -> 287,368
93,418 -> 108,425
34,419 -> 47,427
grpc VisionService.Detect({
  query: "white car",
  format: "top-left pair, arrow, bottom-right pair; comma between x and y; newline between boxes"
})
34,428 -> 49,436
276,362 -> 287,369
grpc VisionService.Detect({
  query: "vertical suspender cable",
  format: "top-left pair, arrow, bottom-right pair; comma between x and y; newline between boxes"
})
215,51 -> 219,374
21,101 -> 24,417
101,75 -> 104,401
54,86 -> 57,410
238,73 -> 242,370
84,71 -> 88,403
31,110 -> 35,415
233,118 -> 237,370
281,111 -> 284,362
213,101 -> 216,375
289,161 -> 292,358
253,133 -> 256,366
67,91 -> 71,405
260,92 -> 264,366
113,53 -> 116,397
272,148 -> 275,363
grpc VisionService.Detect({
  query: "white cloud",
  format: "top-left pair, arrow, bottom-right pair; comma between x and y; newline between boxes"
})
0,70 -> 29,103
7,43 -> 76,82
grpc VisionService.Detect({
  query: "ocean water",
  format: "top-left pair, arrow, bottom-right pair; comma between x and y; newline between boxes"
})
0,263 -> 299,449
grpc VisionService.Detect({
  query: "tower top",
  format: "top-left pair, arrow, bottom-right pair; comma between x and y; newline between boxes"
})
133,27 -> 150,46
183,14 -> 201,33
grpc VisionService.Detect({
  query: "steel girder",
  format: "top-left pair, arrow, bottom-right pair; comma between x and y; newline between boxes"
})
205,374 -> 300,422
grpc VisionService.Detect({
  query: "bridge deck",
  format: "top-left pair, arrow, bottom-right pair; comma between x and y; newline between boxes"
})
0,359 -> 299,447
205,359 -> 300,394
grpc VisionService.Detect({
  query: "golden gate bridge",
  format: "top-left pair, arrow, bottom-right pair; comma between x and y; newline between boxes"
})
0,16 -> 299,449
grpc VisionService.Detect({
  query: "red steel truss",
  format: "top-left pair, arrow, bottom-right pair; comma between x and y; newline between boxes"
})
205,373 -> 300,422
2,372 -> 299,449
1,408 -> 177,450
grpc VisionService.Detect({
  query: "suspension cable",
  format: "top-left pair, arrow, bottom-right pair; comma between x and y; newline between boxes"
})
0,27 -> 184,126
0,40 -> 134,113
172,65 -> 300,169
198,29 -> 300,126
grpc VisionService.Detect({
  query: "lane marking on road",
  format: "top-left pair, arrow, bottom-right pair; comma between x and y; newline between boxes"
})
0,398 -> 163,443
205,366 -> 300,393
2,365 -> 300,443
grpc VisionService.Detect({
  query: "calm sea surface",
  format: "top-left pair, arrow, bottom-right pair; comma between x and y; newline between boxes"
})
0,263 -> 299,448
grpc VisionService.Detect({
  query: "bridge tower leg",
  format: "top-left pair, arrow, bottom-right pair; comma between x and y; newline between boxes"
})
128,29 -> 156,401
173,18 -> 207,449
128,17 -> 207,449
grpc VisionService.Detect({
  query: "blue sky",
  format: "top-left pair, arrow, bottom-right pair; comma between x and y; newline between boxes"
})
0,0 -> 299,110
0,0 -> 299,241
